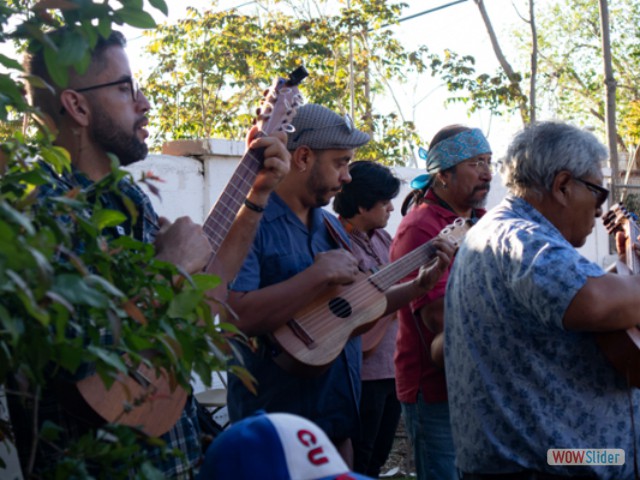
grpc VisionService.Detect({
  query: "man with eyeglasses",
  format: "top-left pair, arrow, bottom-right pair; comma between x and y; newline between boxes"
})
444,121 -> 640,479
225,104 -> 371,467
390,125 -> 492,480
17,29 -> 290,478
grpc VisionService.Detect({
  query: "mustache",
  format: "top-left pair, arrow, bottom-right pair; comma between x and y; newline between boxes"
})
473,182 -> 491,193
134,117 -> 148,130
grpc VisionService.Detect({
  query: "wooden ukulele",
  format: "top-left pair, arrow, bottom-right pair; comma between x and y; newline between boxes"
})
271,217 -> 469,375
75,67 -> 308,436
600,203 -> 640,388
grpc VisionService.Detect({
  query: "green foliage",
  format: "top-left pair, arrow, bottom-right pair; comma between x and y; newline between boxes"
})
513,0 -> 640,149
429,49 -> 527,120
1,120 -> 239,480
0,1 -> 243,477
141,0 -> 432,166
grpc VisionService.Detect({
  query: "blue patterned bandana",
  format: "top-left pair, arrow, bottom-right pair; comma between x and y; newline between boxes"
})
411,128 -> 491,189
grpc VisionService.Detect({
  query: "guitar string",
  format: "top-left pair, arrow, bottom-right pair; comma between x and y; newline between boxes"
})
203,158 -> 262,244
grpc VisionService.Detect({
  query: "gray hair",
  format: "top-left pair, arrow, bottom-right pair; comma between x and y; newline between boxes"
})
501,121 -> 608,198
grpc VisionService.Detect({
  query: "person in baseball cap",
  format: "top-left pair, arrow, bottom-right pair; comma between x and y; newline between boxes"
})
196,411 -> 376,480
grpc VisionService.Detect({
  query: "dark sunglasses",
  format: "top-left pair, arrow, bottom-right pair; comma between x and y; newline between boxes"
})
573,177 -> 609,208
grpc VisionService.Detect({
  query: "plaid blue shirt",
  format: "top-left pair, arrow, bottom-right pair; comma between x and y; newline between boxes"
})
31,163 -> 201,478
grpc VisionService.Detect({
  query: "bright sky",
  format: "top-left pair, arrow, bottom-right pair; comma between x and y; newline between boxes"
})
0,1 -> 539,161
121,0 -> 537,163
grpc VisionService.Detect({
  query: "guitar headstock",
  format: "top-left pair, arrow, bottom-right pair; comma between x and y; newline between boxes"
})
603,202 -> 636,235
256,66 -> 308,137
438,217 -> 471,247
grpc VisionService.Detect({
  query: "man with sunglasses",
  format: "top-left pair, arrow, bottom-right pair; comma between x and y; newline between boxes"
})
444,121 -> 640,479
17,29 -> 290,477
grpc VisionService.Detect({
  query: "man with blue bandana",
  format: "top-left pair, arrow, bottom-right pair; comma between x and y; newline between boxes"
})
390,125 -> 492,480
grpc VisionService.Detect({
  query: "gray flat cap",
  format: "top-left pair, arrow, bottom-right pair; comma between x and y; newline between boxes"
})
287,104 -> 370,151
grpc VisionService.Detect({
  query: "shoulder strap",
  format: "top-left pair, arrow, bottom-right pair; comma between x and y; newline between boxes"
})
322,213 -> 353,252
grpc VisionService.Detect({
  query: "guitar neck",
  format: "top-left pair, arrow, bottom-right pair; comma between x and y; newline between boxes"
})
369,240 -> 438,291
199,67 -> 308,259
202,147 -> 263,257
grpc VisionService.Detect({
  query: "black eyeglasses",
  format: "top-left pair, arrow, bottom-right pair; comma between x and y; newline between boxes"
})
292,113 -> 354,143
573,177 -> 609,208
74,76 -> 140,102
60,76 -> 140,113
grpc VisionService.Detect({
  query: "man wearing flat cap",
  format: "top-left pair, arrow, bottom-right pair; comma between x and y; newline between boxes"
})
226,104 -> 370,466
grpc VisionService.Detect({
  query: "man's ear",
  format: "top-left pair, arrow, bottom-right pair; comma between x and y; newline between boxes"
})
291,145 -> 313,173
552,170 -> 573,206
59,89 -> 91,127
435,170 -> 450,188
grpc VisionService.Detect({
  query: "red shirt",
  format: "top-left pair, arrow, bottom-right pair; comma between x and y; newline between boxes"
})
390,190 -> 484,404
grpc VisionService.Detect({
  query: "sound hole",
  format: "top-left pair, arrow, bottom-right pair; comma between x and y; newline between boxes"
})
329,297 -> 352,318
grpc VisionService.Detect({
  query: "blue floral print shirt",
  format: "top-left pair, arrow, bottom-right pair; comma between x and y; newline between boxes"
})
444,195 -> 640,479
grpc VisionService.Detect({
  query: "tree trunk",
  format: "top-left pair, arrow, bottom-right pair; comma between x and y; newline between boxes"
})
528,0 -> 538,124
598,0 -> 619,202
474,0 -> 529,125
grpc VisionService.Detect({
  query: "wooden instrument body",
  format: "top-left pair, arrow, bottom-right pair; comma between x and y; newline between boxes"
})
76,361 -> 188,437
600,203 -> 640,388
272,271 -> 386,373
360,311 -> 395,357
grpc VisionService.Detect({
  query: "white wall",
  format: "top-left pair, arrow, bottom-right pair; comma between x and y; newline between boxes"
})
126,139 -> 615,268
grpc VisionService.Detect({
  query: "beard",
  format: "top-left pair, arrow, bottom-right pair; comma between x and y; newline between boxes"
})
89,111 -> 148,166
306,163 -> 339,208
469,183 -> 491,209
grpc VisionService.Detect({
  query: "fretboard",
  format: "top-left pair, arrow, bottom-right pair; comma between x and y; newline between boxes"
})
369,240 -> 438,291
202,147 -> 263,257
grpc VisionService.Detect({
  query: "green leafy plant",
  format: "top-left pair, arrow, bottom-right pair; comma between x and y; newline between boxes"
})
1,1 -> 251,478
